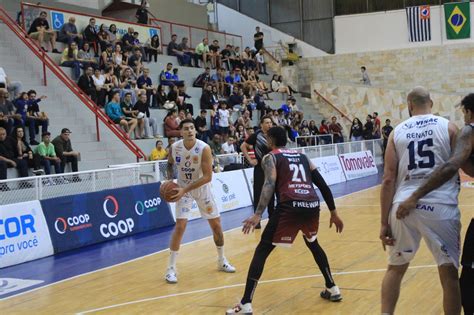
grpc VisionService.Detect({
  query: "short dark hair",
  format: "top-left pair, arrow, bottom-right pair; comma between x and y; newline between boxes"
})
171,34 -> 177,37
200,109 -> 207,114
124,92 -> 132,97
385,119 -> 391,123
156,140 -> 163,146
27,89 -> 37,96
179,118 -> 195,129
260,114 -> 273,124
111,91 -> 120,98
267,126 -> 287,147
461,93 -> 474,113
373,112 -> 378,116
167,62 -> 173,66
361,66 -> 366,70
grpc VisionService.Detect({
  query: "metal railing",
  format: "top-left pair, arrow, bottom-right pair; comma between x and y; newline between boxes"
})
150,17 -> 243,50
0,5 -> 147,161
0,166 -> 140,205
313,89 -> 353,123
295,134 -> 334,147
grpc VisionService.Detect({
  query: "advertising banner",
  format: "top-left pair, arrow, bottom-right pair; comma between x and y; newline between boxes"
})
338,150 -> 378,180
0,201 -> 54,268
311,156 -> 346,186
40,183 -> 174,253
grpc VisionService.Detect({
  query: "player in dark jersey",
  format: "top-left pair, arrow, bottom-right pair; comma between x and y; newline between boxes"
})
227,126 -> 344,314
398,93 -> 474,315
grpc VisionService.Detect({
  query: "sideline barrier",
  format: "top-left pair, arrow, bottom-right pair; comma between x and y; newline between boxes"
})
311,155 -> 346,186
338,150 -> 378,180
0,201 -> 54,268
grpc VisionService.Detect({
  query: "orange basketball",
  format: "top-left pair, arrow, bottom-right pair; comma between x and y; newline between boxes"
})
160,181 -> 180,202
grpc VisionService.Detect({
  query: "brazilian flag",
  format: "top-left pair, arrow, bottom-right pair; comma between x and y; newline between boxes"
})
445,2 -> 470,39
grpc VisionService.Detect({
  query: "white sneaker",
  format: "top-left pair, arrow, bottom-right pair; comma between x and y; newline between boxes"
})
165,267 -> 178,284
320,285 -> 342,302
226,303 -> 252,314
218,258 -> 236,273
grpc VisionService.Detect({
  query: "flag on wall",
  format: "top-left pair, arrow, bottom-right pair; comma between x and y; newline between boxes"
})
444,2 -> 470,40
406,5 -> 431,42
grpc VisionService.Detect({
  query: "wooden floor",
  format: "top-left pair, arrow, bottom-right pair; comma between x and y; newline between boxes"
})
2,185 -> 473,315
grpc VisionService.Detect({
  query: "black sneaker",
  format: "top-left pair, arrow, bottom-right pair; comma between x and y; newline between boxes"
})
30,140 -> 40,145
52,49 -> 61,54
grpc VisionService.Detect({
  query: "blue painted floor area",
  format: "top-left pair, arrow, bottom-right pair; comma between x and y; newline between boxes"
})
0,171 -> 383,299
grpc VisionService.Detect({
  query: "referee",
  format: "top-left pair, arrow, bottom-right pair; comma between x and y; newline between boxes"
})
241,115 -> 274,228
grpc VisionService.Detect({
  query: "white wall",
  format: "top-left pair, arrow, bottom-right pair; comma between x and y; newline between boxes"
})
335,5 -> 474,54
216,3 -> 327,58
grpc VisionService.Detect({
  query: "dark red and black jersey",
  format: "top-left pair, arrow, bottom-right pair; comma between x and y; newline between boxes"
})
271,148 -> 319,209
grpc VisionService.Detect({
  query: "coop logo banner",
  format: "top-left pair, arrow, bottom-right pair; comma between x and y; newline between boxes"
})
41,183 -> 174,253
0,201 -> 53,269
338,150 -> 378,180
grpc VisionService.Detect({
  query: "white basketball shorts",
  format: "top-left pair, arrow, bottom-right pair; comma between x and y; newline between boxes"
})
175,184 -> 219,220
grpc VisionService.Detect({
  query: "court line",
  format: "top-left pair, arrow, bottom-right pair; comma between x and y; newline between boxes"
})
0,184 -> 380,302
77,264 -> 437,314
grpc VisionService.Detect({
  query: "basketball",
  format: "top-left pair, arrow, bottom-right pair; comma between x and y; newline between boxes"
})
160,181 -> 180,202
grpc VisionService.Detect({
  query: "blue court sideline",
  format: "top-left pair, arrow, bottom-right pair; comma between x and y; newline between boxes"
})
0,172 -> 382,300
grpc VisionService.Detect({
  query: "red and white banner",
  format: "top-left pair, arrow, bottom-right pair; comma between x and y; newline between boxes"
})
338,150 -> 378,180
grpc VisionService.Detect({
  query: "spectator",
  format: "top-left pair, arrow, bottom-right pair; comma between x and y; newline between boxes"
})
255,49 -> 268,75
230,46 -> 243,70
319,119 -> 331,144
82,18 -> 99,57
121,92 -> 144,139
133,93 -> 160,139
122,27 -> 136,52
78,42 -> 98,70
225,68 -> 243,93
99,43 -> 114,70
372,111 -> 381,139
160,63 -> 181,86
105,91 -> 138,138
254,89 -> 267,119
177,37 -> 198,67
211,68 -> 226,96
60,42 -> 82,80
0,89 -> 15,135
271,75 -> 291,97
112,44 -> 130,76
150,140 -> 167,161
177,85 -> 193,114
235,124 -> 247,146
107,24 -> 119,46
119,68 -> 138,104
360,66 -> 371,85
277,109 -> 288,126
195,109 -> 210,142
228,86 -> 243,111
145,34 -> 161,62
381,119 -> 393,158
349,117 -> 363,141
155,84 -> 167,108
168,34 -> 190,66
0,127 -> 29,189
211,85 -> 220,104
52,128 -> 80,174
137,68 -> 156,106
58,16 -> 83,46
10,126 -> 42,174
220,44 -> 233,71
200,84 -> 214,110
167,84 -> 179,106
128,48 -> 144,76
241,47 -> 255,70
135,0 -> 149,24
166,137 -> 176,155
131,32 -> 148,62
363,114 -> 374,140
209,40 -> 221,69
193,67 -> 211,88
92,68 -> 111,107
27,90 -> 49,141
35,132 -> 62,175
27,11 -> 59,53
78,66 -> 97,104
209,133 -> 223,156
176,110 -> 186,125
14,92 -> 42,145
254,26 -> 264,52
97,24 -> 110,52
221,136 -> 236,154
218,101 -> 231,138
210,102 -> 220,134
0,67 -> 23,99
164,109 -> 180,138
195,38 -> 210,68
329,116 -> 344,143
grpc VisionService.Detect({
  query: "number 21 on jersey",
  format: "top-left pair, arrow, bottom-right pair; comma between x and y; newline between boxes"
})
289,164 -> 307,182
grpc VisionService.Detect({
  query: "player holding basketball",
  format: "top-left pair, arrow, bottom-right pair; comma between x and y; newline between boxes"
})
397,93 -> 474,315
380,87 -> 462,315
164,119 -> 235,283
227,126 -> 344,314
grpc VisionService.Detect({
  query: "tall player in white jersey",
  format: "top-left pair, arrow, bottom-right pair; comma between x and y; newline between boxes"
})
164,119 -> 235,283
380,87 -> 461,315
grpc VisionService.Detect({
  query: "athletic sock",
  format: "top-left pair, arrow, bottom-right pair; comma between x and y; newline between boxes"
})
216,246 -> 225,261
168,250 -> 178,269
304,237 -> 336,288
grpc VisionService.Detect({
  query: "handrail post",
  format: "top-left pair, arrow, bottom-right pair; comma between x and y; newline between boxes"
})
42,50 -> 47,86
95,115 -> 100,141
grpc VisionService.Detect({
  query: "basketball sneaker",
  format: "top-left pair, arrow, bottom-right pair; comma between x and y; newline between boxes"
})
218,258 -> 236,273
320,285 -> 342,302
225,302 -> 252,314
165,267 -> 178,284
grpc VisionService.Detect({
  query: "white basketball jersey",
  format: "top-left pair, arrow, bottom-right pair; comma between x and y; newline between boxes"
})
171,139 -> 209,187
393,114 -> 459,205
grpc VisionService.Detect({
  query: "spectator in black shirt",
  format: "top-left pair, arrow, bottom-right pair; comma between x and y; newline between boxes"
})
209,40 -> 221,69
78,66 -> 97,103
145,34 -> 161,62
195,109 -> 210,142
28,11 -> 59,53
52,128 -> 80,173
168,34 -> 190,66
10,126 -> 42,175
135,0 -> 149,24
156,84 -> 167,108
27,90 -> 49,141
349,117 -> 363,141
122,27 -> 135,52
381,119 -> 393,158
200,84 -> 214,110
177,37 -> 197,67
228,86 -> 243,111
0,127 -> 29,187
193,67 -> 211,88
254,26 -> 264,52
83,18 -> 99,57
363,114 -> 374,140
0,89 -> 15,135
220,44 -> 233,71
128,48 -> 144,77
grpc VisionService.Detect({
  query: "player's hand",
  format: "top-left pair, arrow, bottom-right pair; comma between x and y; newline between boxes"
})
396,197 -> 417,219
242,214 -> 261,234
329,212 -> 344,233
248,159 -> 258,166
169,187 -> 185,202
379,224 -> 395,251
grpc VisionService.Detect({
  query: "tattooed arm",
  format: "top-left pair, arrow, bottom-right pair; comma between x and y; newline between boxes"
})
397,125 -> 472,219
242,153 -> 276,233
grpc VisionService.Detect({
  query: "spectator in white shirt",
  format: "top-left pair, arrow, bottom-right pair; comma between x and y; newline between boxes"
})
218,101 -> 231,139
0,67 -> 22,99
360,66 -> 371,85
221,136 -> 236,154
255,49 -> 268,75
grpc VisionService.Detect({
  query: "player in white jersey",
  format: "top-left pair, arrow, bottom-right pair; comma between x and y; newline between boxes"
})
380,87 -> 461,315
164,119 -> 235,283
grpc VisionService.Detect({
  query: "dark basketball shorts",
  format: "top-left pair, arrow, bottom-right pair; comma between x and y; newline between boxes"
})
262,205 -> 320,247
461,219 -> 474,267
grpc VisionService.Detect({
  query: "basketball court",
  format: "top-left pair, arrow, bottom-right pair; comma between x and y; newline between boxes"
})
1,172 -> 473,314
